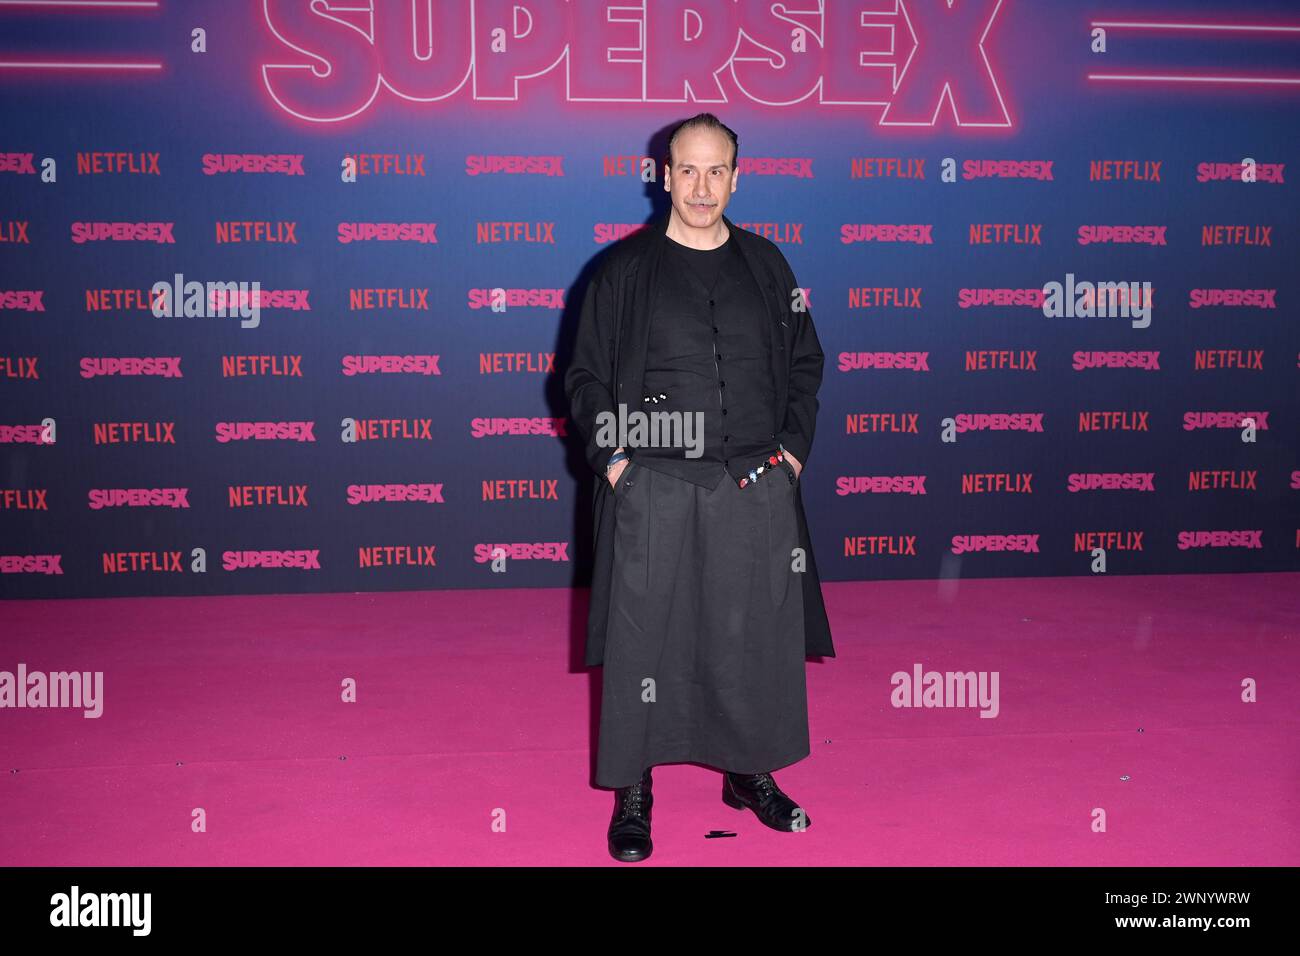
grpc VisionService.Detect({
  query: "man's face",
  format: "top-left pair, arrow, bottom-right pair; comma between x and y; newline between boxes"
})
664,127 -> 737,229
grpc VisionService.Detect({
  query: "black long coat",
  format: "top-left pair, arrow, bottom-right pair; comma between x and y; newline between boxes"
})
565,211 -> 835,667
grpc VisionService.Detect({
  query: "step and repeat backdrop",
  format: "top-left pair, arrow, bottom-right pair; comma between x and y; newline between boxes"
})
2,0 -> 1298,599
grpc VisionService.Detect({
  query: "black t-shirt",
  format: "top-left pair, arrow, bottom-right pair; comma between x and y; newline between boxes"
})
667,231 -> 731,294
636,228 -> 779,490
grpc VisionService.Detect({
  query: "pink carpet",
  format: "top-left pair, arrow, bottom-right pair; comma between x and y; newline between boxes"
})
1,572 -> 1296,866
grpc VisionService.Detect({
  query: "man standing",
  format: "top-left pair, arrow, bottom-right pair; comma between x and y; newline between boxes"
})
565,114 -> 834,862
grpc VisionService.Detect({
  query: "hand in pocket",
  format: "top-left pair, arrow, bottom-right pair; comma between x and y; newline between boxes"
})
608,458 -> 631,492
783,450 -> 802,480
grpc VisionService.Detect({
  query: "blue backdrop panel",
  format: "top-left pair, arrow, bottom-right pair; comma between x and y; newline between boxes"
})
1,0 -> 1297,598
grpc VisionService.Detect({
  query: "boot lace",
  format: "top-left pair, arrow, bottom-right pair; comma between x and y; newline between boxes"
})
618,782 -> 647,820
751,773 -> 778,803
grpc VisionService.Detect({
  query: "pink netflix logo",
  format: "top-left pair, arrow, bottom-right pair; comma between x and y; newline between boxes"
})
593,223 -> 653,245
347,484 -> 445,505
1067,473 -> 1156,492
0,153 -> 37,174
71,222 -> 175,244
957,289 -> 1044,308
1,554 -> 62,574
836,476 -> 927,495
466,289 -> 565,309
950,534 -> 1040,554
962,160 -> 1052,180
0,425 -> 53,444
839,352 -> 930,371
1077,226 -> 1166,246
0,291 -> 44,311
215,422 -> 316,442
88,489 -> 190,510
341,355 -> 441,376
1182,412 -> 1269,431
260,2 -> 1013,128
951,414 -> 1044,432
466,156 -> 563,176
470,418 -> 568,438
737,157 -> 815,178
1197,162 -> 1284,183
337,223 -> 437,244
840,224 -> 933,244
210,289 -> 310,311
223,550 -> 322,570
1072,351 -> 1160,371
202,154 -> 305,175
80,357 -> 181,379
1176,531 -> 1263,550
473,543 -> 569,563
1189,289 -> 1276,309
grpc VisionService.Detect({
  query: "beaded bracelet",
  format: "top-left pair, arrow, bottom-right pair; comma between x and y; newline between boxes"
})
737,450 -> 793,489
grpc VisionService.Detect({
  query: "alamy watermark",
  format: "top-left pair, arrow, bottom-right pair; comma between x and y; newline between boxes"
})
1042,273 -> 1152,329
0,663 -> 103,718
595,402 -> 704,458
151,271 -> 262,329
891,662 -> 1000,718
50,886 -> 150,936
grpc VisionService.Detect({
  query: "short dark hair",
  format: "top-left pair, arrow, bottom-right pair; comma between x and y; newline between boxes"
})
667,113 -> 738,170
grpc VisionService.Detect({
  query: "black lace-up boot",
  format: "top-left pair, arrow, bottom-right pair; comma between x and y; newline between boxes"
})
722,771 -> 811,832
607,767 -> 654,862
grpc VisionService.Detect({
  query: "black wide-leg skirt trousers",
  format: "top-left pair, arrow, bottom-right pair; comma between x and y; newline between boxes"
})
595,458 -> 810,789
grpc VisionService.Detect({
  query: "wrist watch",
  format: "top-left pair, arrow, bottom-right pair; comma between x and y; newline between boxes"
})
605,451 -> 629,476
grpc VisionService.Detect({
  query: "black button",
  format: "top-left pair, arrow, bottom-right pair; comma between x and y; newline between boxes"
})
708,299 -> 714,306
716,353 -> 723,360
719,381 -> 725,388
712,326 -> 718,332
724,435 -> 730,441
722,409 -> 728,415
